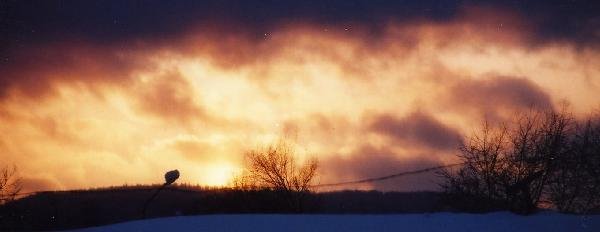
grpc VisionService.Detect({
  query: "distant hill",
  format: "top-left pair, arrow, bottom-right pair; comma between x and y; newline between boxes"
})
0,185 -> 443,231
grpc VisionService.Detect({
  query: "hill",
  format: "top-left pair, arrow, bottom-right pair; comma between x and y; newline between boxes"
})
0,185 -> 442,231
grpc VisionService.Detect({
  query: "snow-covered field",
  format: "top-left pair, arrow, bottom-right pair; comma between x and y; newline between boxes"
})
74,212 -> 599,232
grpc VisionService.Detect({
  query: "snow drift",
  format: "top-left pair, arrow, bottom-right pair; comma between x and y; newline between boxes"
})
75,212 -> 599,232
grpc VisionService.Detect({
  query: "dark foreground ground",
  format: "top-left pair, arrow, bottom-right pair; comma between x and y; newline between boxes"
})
0,185 -> 442,231
75,213 -> 600,232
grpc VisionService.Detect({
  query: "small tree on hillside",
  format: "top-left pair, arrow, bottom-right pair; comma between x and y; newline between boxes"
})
234,140 -> 318,211
0,165 -> 22,204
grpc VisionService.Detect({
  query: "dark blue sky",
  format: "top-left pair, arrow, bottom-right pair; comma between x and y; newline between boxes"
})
1,0 -> 598,52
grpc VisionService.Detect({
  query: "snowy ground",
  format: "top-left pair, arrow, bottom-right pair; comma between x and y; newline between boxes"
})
74,212 -> 599,232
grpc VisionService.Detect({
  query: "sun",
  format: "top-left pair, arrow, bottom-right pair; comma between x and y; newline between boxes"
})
201,163 -> 237,187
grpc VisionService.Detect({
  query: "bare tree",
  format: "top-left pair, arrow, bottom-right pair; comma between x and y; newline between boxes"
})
504,110 -> 572,213
0,165 -> 22,204
438,121 -> 511,211
550,116 -> 600,213
235,140 -> 318,211
440,110 -> 573,214
243,140 -> 318,192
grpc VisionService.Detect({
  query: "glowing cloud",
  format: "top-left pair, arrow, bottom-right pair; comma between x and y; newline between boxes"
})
1,3 -> 599,192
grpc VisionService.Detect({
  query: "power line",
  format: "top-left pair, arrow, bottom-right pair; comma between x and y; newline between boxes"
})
5,163 -> 465,196
311,162 -> 464,188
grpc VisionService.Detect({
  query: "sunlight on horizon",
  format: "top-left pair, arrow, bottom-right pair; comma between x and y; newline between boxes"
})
1,6 -> 599,193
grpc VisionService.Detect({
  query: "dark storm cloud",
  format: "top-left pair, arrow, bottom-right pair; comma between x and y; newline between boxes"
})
369,112 -> 463,151
447,76 -> 554,120
0,0 -> 461,92
1,0 -> 598,53
501,0 -> 600,47
323,145 -> 443,191
0,44 -> 151,98
0,0 -> 458,49
1,0 -> 597,99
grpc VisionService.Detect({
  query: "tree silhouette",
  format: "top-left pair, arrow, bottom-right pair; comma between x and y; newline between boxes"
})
0,165 -> 22,205
439,110 -> 572,214
549,116 -> 600,213
234,140 -> 318,211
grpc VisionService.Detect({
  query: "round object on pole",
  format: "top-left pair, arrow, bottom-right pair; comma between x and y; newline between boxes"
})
164,169 -> 180,185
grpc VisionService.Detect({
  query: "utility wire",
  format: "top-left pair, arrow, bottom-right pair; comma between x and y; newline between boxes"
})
310,162 -> 464,188
5,162 -> 465,196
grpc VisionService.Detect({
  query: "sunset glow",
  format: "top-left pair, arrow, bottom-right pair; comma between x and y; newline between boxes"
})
1,2 -> 599,193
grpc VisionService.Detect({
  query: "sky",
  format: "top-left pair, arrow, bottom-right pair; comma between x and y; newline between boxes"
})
1,0 -> 599,192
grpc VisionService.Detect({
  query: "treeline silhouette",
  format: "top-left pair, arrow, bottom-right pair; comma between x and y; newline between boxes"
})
2,108 -> 599,230
0,185 -> 443,231
439,109 -> 600,214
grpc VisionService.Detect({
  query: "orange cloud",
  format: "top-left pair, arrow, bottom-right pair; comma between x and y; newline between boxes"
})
1,7 -> 599,191
133,70 -> 208,125
369,111 -> 463,151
